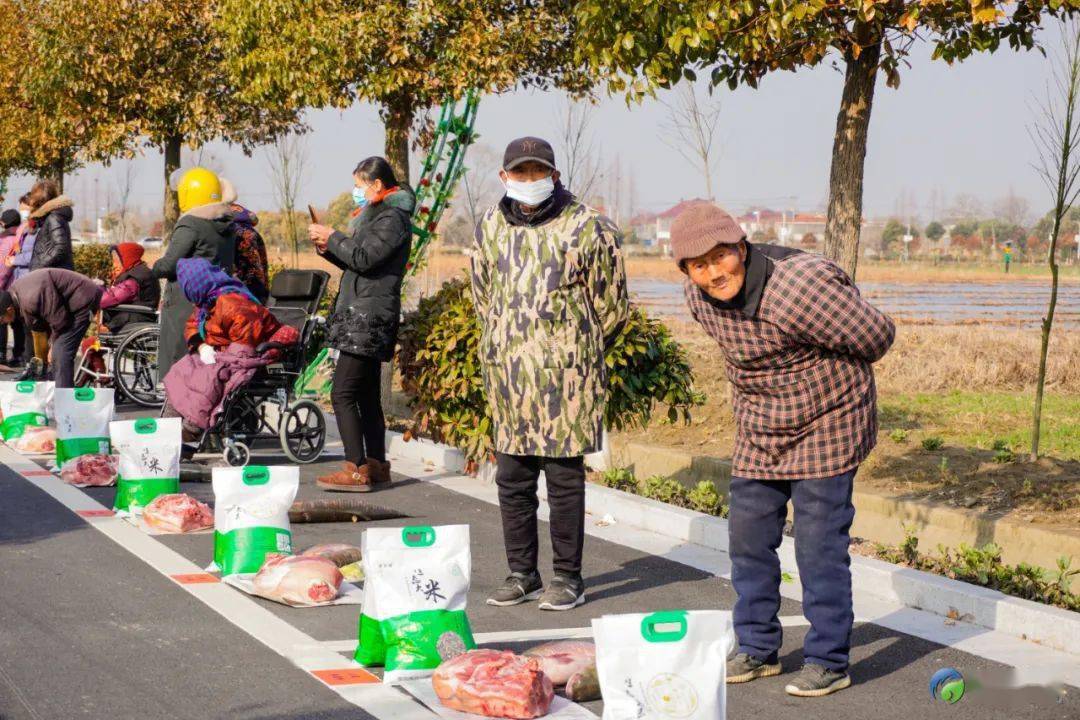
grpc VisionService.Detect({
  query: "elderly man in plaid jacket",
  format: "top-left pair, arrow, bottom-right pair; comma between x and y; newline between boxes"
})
672,204 -> 895,698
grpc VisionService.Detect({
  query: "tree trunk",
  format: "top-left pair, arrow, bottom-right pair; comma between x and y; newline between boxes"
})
823,29 -> 882,280
41,154 -> 65,193
1032,228 -> 1062,461
384,103 -> 413,185
163,134 -> 183,242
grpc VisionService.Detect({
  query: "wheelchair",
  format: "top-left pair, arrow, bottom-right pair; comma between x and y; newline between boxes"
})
75,304 -> 165,408
182,269 -> 332,467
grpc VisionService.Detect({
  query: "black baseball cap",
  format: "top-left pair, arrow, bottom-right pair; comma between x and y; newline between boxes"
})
503,136 -> 556,171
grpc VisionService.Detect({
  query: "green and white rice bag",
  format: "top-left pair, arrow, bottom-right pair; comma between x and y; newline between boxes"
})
0,380 -> 54,442
594,610 -> 734,720
55,387 -> 114,468
356,524 -> 476,683
110,417 -> 182,512
212,465 -> 298,576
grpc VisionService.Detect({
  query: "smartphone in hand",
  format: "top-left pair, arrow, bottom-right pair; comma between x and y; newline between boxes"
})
308,204 -> 320,224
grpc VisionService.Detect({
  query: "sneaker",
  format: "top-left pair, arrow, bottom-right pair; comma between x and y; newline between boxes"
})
784,663 -> 851,697
726,653 -> 782,684
538,574 -> 586,611
486,572 -> 543,607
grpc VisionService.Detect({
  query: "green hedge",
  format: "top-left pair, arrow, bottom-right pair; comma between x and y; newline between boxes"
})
396,278 -> 704,466
73,244 -> 113,283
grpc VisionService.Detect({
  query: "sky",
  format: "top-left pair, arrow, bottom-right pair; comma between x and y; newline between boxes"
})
4,22 -> 1065,227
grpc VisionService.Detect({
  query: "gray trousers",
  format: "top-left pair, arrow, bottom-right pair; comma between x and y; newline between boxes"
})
157,281 -> 194,383
52,310 -> 93,389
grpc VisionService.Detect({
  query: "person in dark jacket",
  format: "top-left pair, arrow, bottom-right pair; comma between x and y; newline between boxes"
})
221,180 -> 270,304
307,156 -> 414,492
672,204 -> 895,698
25,180 -> 75,271
152,167 -> 236,381
0,268 -> 104,388
100,242 -> 160,333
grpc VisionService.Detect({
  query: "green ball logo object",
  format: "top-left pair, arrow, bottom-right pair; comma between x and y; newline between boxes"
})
929,668 -> 965,704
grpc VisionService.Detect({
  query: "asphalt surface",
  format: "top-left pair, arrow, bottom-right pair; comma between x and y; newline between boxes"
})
0,409 -> 1077,719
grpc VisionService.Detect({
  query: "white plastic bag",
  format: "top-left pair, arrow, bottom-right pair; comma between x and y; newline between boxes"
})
110,417 -> 182,512
356,525 -> 476,683
212,465 -> 298,576
55,387 -> 115,468
593,610 -> 734,720
0,380 -> 54,445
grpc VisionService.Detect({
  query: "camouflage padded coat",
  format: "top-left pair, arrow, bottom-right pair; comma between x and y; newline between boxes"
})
470,198 -> 630,458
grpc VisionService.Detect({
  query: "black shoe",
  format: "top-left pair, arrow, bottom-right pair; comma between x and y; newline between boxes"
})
486,572 -> 543,607
727,653 -> 782,684
784,663 -> 851,697
14,358 -> 42,381
538,573 -> 586,611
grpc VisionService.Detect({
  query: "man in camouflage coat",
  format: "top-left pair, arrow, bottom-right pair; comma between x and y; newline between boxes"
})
470,137 -> 629,611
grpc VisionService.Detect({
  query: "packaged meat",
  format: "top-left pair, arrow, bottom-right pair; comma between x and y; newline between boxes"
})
59,453 -> 119,487
357,524 -> 476,683
251,554 -> 343,606
565,665 -> 601,703
143,493 -> 214,533
0,380 -> 54,444
594,610 -> 733,720
12,426 -> 57,454
432,649 -> 554,719
110,418 -> 182,512
301,543 -> 362,567
523,640 -> 596,687
54,387 -> 114,468
212,465 -> 298,576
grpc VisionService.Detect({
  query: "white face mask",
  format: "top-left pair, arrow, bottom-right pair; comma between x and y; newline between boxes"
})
18,209 -> 29,222
504,176 -> 555,206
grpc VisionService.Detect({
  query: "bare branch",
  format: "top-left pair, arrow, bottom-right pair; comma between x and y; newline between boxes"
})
660,82 -> 722,200
264,131 -> 310,267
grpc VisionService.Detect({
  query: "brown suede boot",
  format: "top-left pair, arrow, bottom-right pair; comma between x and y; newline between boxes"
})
316,461 -> 373,492
366,458 -> 392,488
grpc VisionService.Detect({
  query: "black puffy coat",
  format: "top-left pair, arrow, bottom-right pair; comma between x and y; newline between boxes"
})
322,187 -> 415,361
29,196 -> 75,271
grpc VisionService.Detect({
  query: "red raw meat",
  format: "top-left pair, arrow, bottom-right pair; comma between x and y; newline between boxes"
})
523,640 -> 596,686
143,493 -> 214,533
60,454 -> 118,487
252,554 -> 343,606
12,427 -> 56,454
432,650 -> 554,719
300,543 -> 362,567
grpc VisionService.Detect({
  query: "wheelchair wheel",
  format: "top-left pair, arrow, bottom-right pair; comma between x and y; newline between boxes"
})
114,326 -> 164,407
223,440 -> 251,467
279,399 -> 326,464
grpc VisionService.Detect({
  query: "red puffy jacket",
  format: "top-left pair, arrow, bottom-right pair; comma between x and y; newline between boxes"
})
184,293 -> 298,351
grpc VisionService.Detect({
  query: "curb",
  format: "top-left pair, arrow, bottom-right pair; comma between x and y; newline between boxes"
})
385,430 -> 1080,656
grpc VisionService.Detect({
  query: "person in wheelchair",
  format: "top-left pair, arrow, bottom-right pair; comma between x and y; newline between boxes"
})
162,257 -> 298,449
98,242 -> 160,334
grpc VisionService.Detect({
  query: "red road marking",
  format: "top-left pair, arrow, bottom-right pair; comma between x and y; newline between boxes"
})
311,668 -> 380,686
76,509 -> 114,518
170,573 -> 219,585
22,470 -> 53,477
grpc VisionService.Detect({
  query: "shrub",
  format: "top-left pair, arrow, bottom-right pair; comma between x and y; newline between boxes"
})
888,428 -> 909,443
599,467 -> 636,493
396,278 -> 704,465
74,243 -> 113,283
640,475 -> 687,505
921,436 -> 944,451
687,481 -> 727,517
991,439 -> 1015,463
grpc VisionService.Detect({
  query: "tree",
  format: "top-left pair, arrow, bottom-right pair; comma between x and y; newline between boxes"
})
115,160 -> 138,243
218,0 -> 590,184
554,96 -> 603,200
574,0 -> 1076,279
322,191 -> 357,233
880,218 -> 906,256
660,82 -> 722,200
265,132 -> 310,268
1029,20 -> 1080,461
948,193 -> 986,223
456,143 -> 503,230
925,221 -> 947,242
995,188 -> 1032,227
29,0 -> 304,238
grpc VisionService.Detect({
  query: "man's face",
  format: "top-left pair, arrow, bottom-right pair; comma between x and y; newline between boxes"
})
499,161 -> 560,185
685,242 -> 748,302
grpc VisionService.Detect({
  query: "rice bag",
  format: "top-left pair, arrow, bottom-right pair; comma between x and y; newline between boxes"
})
212,465 -> 299,576
55,387 -> 115,469
0,380 -> 54,448
110,417 -> 182,512
357,524 -> 476,683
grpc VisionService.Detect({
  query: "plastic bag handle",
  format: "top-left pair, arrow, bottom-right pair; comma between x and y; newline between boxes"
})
402,526 -> 436,547
640,610 -> 689,643
134,418 -> 158,434
242,466 -> 270,485
74,387 -> 96,402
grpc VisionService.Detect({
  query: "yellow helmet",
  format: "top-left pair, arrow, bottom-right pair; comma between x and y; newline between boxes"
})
176,167 -> 222,213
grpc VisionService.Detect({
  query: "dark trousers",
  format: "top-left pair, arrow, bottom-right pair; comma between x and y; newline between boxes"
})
330,352 -> 385,464
52,310 -> 93,389
728,468 -> 857,672
495,453 -> 586,578
10,315 -> 25,362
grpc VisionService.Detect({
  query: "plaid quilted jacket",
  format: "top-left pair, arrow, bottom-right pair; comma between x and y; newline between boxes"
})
685,248 -> 895,479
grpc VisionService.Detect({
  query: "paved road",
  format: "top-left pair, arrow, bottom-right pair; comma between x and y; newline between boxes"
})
0,428 -> 1076,719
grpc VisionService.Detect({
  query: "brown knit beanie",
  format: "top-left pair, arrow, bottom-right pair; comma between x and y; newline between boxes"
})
669,203 -> 746,268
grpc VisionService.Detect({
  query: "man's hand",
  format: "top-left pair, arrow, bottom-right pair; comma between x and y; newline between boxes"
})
308,224 -> 333,252
4,256 -> 13,268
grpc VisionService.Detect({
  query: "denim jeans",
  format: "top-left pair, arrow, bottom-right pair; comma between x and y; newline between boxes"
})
728,468 -> 857,671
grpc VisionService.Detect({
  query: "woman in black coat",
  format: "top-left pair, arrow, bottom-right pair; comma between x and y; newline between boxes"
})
308,157 -> 414,491
26,180 -> 74,271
